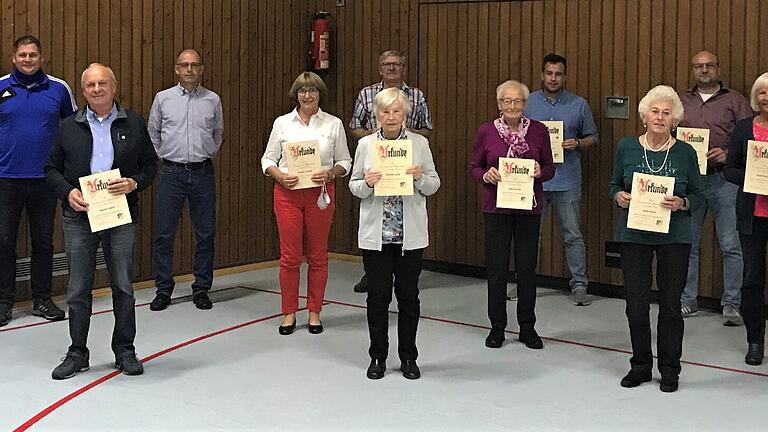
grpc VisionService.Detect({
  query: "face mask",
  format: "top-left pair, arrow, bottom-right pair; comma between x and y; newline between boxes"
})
317,183 -> 331,210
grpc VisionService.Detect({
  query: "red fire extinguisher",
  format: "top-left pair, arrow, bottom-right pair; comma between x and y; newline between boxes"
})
310,12 -> 331,71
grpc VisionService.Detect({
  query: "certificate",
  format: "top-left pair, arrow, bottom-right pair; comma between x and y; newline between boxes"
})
372,139 -> 413,196
626,172 -> 675,234
744,140 -> 768,195
284,140 -> 322,190
496,157 -> 534,210
541,121 -> 564,163
78,169 -> 132,232
677,127 -> 709,175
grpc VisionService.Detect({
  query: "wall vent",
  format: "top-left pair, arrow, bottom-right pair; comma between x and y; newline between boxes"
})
15,249 -> 107,281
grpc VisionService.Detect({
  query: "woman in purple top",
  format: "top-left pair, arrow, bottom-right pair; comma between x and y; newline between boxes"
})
469,80 -> 555,350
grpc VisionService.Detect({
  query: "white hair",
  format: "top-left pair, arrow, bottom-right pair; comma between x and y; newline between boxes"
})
749,72 -> 768,112
495,80 -> 529,101
638,85 -> 685,127
373,87 -> 412,118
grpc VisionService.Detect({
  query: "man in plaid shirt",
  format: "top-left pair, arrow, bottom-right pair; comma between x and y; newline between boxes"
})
350,49 -> 433,293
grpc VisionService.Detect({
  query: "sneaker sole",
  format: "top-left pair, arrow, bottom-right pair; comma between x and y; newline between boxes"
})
723,320 -> 743,327
114,362 -> 144,376
52,366 -> 89,380
31,310 -> 65,321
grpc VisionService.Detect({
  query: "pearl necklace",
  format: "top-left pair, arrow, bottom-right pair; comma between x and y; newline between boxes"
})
641,133 -> 673,174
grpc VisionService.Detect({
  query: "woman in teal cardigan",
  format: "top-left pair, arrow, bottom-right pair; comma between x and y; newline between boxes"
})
609,85 -> 704,393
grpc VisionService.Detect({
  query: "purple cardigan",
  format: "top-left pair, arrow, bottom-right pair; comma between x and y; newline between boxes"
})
469,120 -> 555,215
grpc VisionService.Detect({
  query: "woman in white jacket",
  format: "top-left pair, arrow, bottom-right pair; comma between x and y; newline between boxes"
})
349,87 -> 440,381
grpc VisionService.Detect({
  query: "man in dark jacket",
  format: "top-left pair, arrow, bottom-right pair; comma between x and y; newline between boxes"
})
45,63 -> 157,380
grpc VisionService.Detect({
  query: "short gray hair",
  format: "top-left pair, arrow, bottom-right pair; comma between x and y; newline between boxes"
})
373,87 -> 411,118
638,85 -> 685,127
495,80 -> 529,101
81,63 -> 117,87
749,72 -> 768,112
378,50 -> 406,67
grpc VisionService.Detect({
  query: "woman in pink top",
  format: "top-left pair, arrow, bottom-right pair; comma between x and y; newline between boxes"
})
724,72 -> 768,366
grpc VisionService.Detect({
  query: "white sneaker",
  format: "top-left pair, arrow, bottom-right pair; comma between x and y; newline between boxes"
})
722,305 -> 743,327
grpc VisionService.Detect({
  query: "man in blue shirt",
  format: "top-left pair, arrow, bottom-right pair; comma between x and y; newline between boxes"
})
524,53 -> 598,306
147,49 -> 223,311
0,35 -> 76,327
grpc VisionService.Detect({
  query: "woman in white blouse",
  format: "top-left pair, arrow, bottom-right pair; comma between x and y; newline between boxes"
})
261,72 -> 352,335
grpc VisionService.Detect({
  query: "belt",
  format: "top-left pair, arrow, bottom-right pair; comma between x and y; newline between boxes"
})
162,158 -> 211,170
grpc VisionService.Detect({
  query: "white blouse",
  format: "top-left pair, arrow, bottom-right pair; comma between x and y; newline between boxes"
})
261,108 -> 352,175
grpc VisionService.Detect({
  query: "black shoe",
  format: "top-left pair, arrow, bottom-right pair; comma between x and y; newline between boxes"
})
659,376 -> 679,393
354,274 -> 368,293
192,291 -> 213,310
32,298 -> 65,321
52,352 -> 90,380
115,353 -> 144,376
400,360 -> 421,380
620,369 -> 652,388
366,359 -> 386,380
279,317 -> 296,335
485,331 -> 505,348
519,328 -> 544,349
0,303 -> 11,327
149,293 -> 171,311
308,322 -> 324,334
746,343 -> 765,366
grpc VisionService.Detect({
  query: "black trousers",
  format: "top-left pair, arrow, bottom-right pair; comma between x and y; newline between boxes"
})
740,217 -> 768,345
484,213 -> 540,335
619,242 -> 690,377
363,245 -> 423,361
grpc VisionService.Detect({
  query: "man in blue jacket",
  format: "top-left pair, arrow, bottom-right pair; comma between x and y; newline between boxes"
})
0,35 -> 76,327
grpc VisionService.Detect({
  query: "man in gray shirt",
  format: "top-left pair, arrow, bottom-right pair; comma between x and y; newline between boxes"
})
147,48 -> 223,311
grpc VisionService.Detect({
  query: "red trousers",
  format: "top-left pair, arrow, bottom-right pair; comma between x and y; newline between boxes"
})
273,183 -> 335,313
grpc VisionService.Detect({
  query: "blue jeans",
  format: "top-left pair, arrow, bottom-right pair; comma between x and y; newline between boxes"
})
62,209 -> 137,358
541,187 -> 588,290
153,162 -> 216,295
0,178 -> 56,306
682,172 -> 743,307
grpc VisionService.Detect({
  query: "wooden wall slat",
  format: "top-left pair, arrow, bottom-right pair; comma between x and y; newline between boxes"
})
3,0 -> 767,303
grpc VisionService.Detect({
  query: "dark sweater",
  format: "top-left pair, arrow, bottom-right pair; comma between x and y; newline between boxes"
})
724,116 -> 761,235
608,136 -> 704,244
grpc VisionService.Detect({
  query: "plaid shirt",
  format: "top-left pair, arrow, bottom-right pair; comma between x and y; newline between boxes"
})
349,81 -> 433,131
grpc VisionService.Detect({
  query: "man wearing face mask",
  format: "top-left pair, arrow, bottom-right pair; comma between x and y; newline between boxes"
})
523,53 -> 598,306
677,50 -> 752,325
349,49 -> 433,293
0,35 -> 76,327
147,49 -> 223,312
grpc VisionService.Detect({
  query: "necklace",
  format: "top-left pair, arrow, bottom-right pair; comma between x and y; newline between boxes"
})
641,133 -> 672,173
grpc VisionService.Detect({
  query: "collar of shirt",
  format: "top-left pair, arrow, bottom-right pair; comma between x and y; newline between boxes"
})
376,127 -> 408,140
376,81 -> 411,93
534,89 -> 574,106
685,81 -> 731,98
176,82 -> 201,96
290,107 -> 327,125
86,103 -> 118,124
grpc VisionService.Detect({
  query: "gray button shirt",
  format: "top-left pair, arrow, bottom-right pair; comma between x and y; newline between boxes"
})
148,83 -> 223,163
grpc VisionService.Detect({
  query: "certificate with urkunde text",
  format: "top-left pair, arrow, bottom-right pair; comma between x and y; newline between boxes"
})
744,140 -> 768,195
372,140 -> 413,196
283,140 -> 322,190
677,127 -> 709,175
496,157 -> 534,210
541,121 -> 564,163
626,172 -> 675,234
78,169 -> 132,232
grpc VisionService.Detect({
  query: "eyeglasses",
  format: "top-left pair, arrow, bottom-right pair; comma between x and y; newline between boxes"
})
298,87 -> 319,95
499,98 -> 526,107
176,62 -> 203,69
692,63 -> 717,70
380,62 -> 404,69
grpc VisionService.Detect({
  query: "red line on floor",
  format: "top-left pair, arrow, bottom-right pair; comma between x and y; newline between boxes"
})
242,286 -> 768,379
0,286 -> 242,334
14,310 -> 286,432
